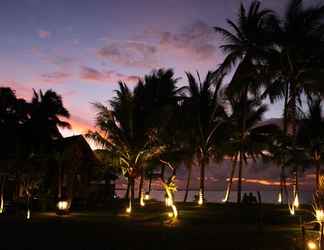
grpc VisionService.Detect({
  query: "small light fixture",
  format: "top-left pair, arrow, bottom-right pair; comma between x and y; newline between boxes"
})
56,200 -> 69,215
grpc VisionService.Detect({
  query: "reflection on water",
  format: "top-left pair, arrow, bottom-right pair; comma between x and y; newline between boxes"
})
116,189 -> 314,204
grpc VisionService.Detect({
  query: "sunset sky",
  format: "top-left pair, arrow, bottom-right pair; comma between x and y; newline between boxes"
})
0,0 -> 318,137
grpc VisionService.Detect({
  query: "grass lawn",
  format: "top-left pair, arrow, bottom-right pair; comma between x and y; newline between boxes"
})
0,201 -> 318,250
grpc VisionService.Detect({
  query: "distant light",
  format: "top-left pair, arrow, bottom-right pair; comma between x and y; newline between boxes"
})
289,206 -> 295,215
278,193 -> 282,203
307,241 -> 317,250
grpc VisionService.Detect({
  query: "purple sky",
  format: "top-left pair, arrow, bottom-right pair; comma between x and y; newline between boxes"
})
0,0 -> 320,192
0,0 -> 316,136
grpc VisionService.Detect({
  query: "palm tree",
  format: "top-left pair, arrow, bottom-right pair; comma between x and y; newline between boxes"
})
29,89 -> 71,151
182,71 -> 226,204
225,96 -> 280,203
297,96 -> 324,191
87,69 -> 179,211
264,0 -> 324,138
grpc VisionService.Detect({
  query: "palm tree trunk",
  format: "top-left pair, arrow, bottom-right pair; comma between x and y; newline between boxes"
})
138,167 -> 144,199
125,178 -> 131,199
183,161 -> 192,202
148,175 -> 152,194
200,159 -> 205,202
223,155 -> 238,202
58,163 -> 62,200
237,152 -> 243,204
315,151 -> 321,191
130,177 -> 135,207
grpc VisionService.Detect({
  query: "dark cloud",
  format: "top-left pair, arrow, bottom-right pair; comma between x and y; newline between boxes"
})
146,20 -> 218,61
80,66 -> 140,84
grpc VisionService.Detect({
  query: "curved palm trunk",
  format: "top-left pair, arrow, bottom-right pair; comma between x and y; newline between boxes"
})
237,152 -> 243,203
223,155 -> 238,202
183,162 -> 192,202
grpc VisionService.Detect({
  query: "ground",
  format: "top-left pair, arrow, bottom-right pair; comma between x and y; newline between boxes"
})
0,201 -> 319,250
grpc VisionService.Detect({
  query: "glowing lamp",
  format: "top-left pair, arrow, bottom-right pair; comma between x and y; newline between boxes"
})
307,241 -> 317,250
57,201 -> 69,211
144,193 -> 150,200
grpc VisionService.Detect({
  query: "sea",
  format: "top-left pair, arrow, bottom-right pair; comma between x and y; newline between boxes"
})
116,189 -> 314,204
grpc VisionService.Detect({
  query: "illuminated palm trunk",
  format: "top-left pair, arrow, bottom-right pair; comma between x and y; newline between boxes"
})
183,162 -> 192,202
0,175 -> 6,214
278,166 -> 284,204
223,155 -> 238,203
293,168 -> 300,209
199,159 -> 205,204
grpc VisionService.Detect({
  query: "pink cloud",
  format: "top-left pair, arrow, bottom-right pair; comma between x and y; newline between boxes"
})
41,71 -> 71,83
80,66 -> 140,84
38,29 -> 51,39
97,41 -> 158,68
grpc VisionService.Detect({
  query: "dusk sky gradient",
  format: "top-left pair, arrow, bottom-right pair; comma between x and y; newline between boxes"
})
0,0 -> 319,137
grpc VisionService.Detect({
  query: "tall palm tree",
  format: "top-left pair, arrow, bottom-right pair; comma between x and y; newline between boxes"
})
182,71 -> 226,204
297,96 -> 324,191
225,96 -> 280,203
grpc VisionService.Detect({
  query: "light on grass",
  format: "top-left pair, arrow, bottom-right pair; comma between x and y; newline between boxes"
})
140,192 -> 145,207
308,241 -> 317,250
126,200 -> 132,214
